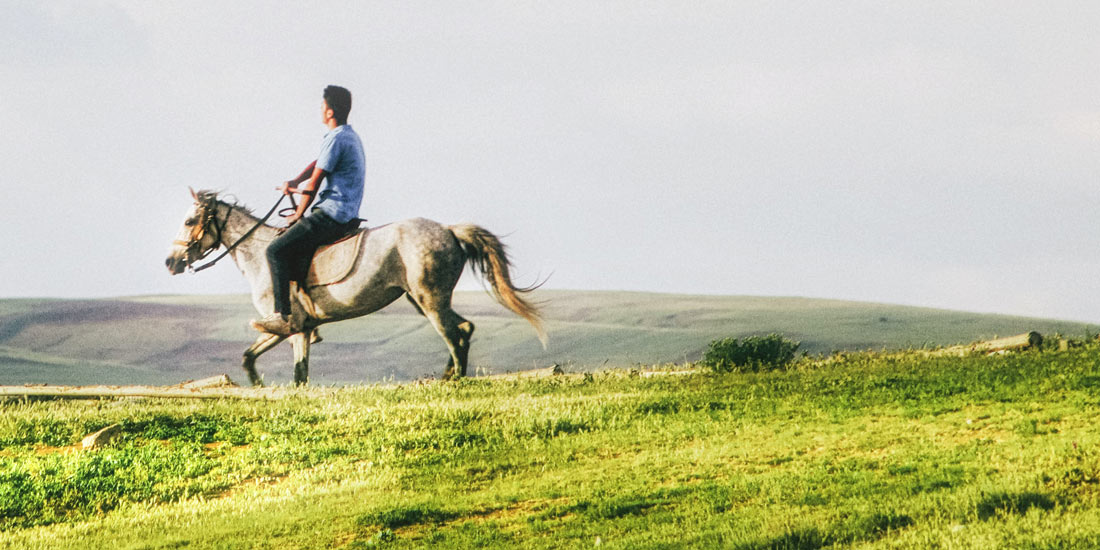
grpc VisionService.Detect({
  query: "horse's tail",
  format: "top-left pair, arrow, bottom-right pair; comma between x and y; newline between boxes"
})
449,224 -> 548,348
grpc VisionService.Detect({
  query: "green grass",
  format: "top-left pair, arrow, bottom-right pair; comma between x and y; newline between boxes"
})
3,343 -> 1100,548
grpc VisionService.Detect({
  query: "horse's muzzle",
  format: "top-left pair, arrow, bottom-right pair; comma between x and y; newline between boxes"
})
165,255 -> 187,275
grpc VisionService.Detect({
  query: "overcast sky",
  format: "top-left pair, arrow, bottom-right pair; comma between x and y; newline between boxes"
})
2,1 -> 1100,322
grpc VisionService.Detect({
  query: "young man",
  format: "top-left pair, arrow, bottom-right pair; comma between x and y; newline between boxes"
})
251,85 -> 365,336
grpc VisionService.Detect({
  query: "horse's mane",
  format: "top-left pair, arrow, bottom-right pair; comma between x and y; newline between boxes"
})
195,189 -> 257,217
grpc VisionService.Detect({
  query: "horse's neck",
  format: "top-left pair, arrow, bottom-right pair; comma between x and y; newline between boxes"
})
216,202 -> 277,283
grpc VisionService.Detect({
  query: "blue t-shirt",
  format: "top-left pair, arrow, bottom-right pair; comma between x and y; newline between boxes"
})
313,125 -> 365,223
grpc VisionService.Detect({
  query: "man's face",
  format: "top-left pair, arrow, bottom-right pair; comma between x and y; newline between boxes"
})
321,99 -> 334,124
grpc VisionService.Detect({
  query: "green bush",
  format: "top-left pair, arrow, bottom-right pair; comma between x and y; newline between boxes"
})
702,334 -> 800,373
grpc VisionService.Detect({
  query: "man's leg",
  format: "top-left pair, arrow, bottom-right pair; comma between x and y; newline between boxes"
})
266,222 -> 316,320
256,212 -> 351,334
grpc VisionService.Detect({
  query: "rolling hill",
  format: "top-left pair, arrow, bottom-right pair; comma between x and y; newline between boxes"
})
0,291 -> 1093,385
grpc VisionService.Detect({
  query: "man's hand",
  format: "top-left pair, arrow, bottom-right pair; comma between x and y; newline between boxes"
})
276,161 -> 325,232
277,214 -> 300,235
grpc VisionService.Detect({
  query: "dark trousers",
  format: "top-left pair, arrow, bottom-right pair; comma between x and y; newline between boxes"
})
267,210 -> 357,316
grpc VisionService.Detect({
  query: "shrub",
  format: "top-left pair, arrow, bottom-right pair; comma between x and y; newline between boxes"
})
702,333 -> 800,373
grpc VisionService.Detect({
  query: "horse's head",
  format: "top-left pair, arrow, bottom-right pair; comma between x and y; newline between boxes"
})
165,188 -> 225,274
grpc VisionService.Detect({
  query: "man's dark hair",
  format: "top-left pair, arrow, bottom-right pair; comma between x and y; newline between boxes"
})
323,85 -> 352,125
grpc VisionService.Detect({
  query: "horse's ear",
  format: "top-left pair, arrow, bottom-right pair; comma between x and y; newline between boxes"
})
189,187 -> 199,201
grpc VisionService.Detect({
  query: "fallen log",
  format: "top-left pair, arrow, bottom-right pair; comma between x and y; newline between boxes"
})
927,331 -> 1043,357
971,331 -> 1042,352
475,364 -> 563,380
0,367 -> 568,398
2,364 -> 574,399
0,383 -> 293,401
180,374 -> 237,389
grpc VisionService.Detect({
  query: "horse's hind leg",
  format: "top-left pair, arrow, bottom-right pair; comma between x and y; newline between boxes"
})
437,310 -> 474,380
290,332 -> 312,386
408,294 -> 475,380
243,333 -> 285,387
451,316 -> 475,377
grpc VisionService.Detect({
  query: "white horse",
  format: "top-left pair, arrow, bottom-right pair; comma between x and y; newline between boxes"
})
165,189 -> 546,385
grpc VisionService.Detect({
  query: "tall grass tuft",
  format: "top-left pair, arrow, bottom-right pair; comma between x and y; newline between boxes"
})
702,333 -> 800,373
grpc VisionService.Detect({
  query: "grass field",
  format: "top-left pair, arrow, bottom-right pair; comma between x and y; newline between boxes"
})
3,340 -> 1100,549
1,291 -> 1094,385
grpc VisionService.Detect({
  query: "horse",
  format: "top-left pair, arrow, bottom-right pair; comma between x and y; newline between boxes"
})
165,189 -> 546,386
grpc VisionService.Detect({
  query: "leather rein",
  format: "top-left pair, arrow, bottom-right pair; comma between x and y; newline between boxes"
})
175,194 -> 287,273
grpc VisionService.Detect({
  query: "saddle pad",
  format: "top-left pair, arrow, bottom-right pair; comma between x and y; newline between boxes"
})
305,229 -> 366,287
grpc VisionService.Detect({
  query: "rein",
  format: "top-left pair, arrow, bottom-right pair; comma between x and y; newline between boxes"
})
189,194 -> 286,273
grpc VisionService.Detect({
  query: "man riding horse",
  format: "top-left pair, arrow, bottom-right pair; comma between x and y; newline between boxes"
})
252,85 -> 365,336
167,85 -> 545,384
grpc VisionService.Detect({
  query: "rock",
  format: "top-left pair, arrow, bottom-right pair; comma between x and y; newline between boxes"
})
82,424 -> 121,450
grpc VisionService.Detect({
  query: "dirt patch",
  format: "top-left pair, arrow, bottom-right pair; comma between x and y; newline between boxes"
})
33,444 -> 81,455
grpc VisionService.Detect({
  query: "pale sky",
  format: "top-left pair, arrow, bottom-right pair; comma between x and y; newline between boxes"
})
3,1 -> 1100,322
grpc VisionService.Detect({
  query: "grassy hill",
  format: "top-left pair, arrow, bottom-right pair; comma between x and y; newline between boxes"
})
3,345 -> 1100,548
0,291 -> 1094,385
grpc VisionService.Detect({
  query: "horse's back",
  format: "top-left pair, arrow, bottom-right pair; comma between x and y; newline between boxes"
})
305,217 -> 462,315
382,217 -> 454,243
337,217 -> 463,286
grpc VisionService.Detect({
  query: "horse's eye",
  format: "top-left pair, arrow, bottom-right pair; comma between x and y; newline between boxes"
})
184,218 -> 198,227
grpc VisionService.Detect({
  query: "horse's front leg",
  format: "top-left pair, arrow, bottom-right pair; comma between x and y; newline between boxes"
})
243,332 -> 285,387
290,331 -> 312,386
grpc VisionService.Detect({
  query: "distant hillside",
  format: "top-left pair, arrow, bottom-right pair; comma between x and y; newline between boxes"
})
0,291 -> 1093,385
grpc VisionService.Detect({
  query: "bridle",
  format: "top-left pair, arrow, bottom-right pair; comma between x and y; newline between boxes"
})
174,192 -> 286,273
173,193 -> 227,270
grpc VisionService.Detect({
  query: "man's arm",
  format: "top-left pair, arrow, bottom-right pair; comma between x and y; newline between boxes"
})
274,161 -> 328,224
285,165 -> 328,224
288,161 -> 317,186
277,161 -> 317,194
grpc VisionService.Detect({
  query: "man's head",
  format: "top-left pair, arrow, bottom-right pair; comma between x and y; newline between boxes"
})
322,85 -> 352,126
